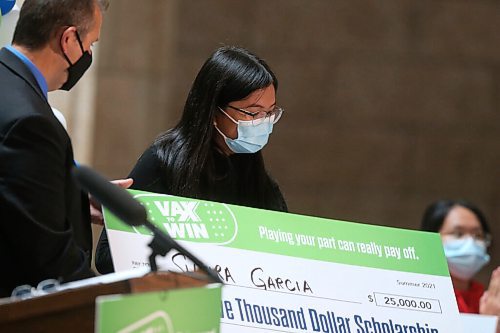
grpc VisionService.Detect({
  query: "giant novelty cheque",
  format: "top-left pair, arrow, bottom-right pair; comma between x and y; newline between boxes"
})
104,190 -> 463,333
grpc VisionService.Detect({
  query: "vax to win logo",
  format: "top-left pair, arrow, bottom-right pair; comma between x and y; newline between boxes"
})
154,201 -> 201,222
133,193 -> 238,245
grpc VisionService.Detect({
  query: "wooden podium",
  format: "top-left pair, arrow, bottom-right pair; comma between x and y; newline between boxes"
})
0,271 -> 211,333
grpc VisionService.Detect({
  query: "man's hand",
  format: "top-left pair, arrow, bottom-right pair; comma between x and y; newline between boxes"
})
89,178 -> 134,225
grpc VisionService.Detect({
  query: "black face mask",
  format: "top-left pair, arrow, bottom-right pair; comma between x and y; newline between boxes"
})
59,30 -> 92,91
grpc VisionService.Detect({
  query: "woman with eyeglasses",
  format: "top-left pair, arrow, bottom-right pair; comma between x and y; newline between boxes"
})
95,46 -> 287,273
421,200 -> 500,318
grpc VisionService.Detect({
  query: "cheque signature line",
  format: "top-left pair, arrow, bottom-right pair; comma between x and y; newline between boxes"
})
225,284 -> 362,304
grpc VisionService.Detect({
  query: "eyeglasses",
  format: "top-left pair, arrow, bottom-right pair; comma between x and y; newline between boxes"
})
442,231 -> 492,247
225,105 -> 284,124
10,279 -> 60,300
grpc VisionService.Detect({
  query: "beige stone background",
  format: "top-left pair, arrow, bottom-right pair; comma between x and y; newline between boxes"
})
54,1 -> 499,283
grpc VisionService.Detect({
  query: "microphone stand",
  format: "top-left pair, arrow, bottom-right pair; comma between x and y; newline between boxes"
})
147,231 -> 169,272
143,220 -> 223,284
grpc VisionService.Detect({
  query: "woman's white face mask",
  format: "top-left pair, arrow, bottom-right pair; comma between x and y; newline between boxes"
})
443,236 -> 490,281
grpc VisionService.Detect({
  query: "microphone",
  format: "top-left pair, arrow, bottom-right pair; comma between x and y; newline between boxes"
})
72,165 -> 222,283
72,165 -> 146,226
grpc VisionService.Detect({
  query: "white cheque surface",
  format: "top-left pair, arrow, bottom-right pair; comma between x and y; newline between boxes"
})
110,231 -> 461,333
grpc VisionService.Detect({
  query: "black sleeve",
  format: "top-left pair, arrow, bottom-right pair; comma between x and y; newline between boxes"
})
128,145 -> 168,193
271,180 -> 288,213
95,145 -> 166,274
0,115 -> 93,293
95,227 -> 114,274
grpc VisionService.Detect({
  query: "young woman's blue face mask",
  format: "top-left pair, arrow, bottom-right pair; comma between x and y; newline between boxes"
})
215,108 -> 274,154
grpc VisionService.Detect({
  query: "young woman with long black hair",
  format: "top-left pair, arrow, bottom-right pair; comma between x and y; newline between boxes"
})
96,46 -> 287,273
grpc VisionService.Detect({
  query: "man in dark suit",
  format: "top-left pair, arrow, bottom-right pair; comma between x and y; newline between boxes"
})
0,0 -> 120,297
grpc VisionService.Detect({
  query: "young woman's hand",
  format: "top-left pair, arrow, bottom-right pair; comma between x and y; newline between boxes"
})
480,267 -> 500,332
